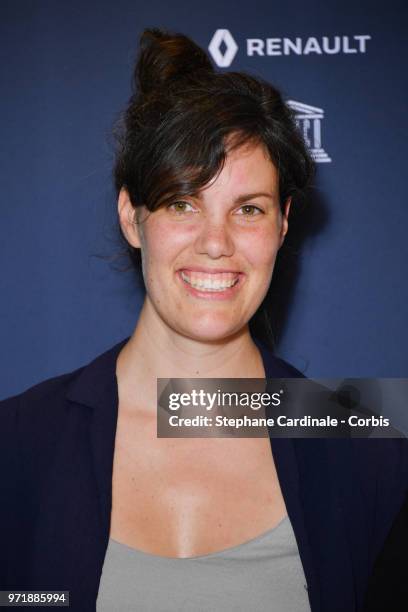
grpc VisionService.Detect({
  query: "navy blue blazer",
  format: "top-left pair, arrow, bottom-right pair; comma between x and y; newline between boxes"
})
1,336 -> 407,611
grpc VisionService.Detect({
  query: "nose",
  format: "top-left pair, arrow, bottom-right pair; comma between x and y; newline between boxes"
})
194,218 -> 235,259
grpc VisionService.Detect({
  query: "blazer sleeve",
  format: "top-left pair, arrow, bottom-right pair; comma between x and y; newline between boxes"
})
0,375 -> 74,587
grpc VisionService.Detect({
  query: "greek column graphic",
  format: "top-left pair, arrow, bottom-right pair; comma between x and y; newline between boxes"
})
287,100 -> 332,163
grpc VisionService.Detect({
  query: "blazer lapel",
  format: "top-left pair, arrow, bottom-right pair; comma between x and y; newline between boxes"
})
66,338 -> 129,537
254,337 -> 358,611
65,337 -> 129,607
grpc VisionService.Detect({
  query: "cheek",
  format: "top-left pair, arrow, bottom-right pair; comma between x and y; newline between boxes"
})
238,225 -> 281,268
142,220 -> 193,268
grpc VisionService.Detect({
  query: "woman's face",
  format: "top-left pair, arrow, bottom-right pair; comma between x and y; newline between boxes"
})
119,142 -> 291,342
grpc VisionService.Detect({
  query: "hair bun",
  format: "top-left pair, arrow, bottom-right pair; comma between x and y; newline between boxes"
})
135,28 -> 214,95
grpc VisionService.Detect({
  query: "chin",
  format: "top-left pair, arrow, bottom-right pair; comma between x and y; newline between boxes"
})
176,318 -> 245,344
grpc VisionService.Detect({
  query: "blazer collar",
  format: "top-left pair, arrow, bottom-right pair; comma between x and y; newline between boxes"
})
66,337 -> 129,541
65,334 -> 294,408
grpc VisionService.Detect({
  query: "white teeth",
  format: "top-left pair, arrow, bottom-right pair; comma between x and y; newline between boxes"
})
180,271 -> 239,292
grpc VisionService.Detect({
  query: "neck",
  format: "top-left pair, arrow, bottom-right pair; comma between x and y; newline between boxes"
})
116,299 -> 265,413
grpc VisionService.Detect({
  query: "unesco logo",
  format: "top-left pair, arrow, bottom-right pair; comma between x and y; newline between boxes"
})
287,100 -> 331,163
208,28 -> 371,67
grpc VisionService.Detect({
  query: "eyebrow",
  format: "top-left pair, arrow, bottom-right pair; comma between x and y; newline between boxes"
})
193,191 -> 276,203
233,192 -> 275,204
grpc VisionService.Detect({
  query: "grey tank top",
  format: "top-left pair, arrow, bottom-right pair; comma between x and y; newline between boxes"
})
96,515 -> 310,611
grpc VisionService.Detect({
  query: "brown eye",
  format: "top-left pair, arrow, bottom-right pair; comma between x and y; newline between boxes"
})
237,205 -> 263,216
167,201 -> 194,214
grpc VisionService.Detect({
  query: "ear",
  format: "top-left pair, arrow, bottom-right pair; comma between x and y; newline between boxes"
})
279,197 -> 291,248
117,188 -> 142,249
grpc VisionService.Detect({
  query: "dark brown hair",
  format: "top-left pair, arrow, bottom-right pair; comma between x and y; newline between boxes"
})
113,28 -> 315,349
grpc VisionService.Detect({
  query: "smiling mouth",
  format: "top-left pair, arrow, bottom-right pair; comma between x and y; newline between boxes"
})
179,270 -> 241,292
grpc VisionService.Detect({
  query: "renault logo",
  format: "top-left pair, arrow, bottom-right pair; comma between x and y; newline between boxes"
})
208,29 -> 238,68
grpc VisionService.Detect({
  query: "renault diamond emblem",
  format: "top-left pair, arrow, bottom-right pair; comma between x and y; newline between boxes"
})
208,29 -> 238,68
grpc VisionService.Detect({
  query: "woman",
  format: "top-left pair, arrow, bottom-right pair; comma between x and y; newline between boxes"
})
1,28 -> 407,612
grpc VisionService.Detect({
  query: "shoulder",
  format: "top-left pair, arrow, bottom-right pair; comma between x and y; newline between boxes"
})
0,368 -> 89,530
331,437 -> 408,504
0,336 -> 129,421
296,435 -> 408,502
0,367 -> 89,480
0,366 -> 86,427
0,336 -> 128,444
294,436 -> 408,485
295,436 -> 408,564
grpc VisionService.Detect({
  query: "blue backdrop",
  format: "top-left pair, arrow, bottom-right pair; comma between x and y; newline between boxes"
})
1,0 -> 407,399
